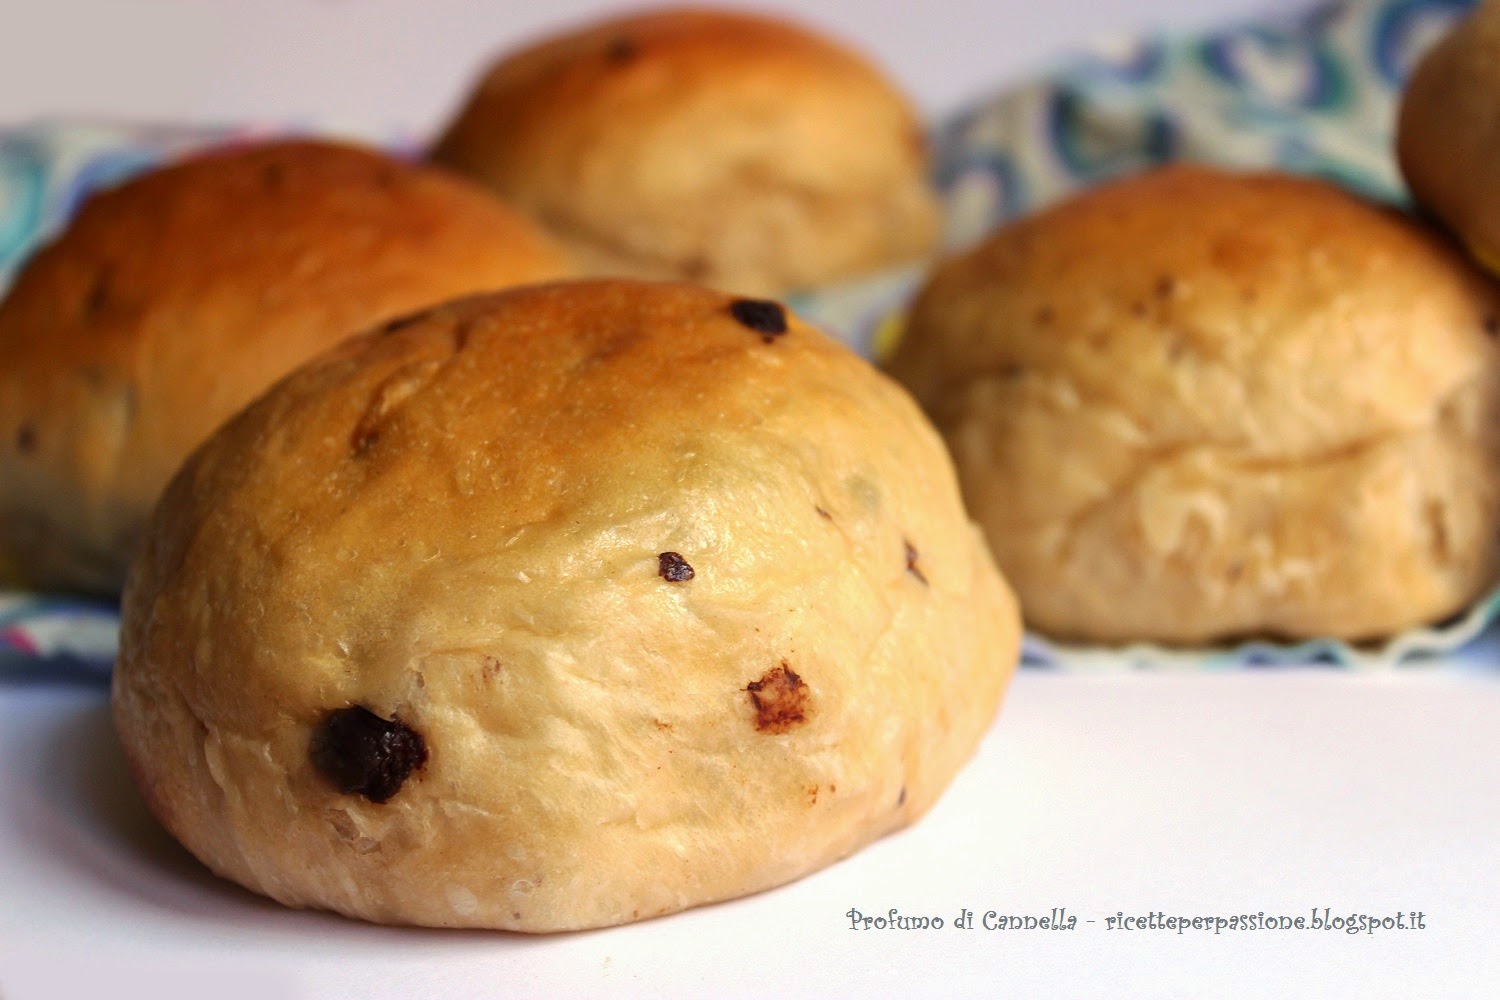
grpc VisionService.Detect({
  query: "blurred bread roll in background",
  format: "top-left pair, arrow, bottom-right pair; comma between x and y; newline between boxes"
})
430,6 -> 940,296
887,165 -> 1500,645
0,139 -> 569,594
1398,0 -> 1500,272
113,280 -> 1020,931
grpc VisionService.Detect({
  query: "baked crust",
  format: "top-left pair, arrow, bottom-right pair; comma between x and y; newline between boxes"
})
112,279 -> 1020,931
1398,1 -> 1500,272
0,139 -> 569,592
887,165 -> 1500,644
430,7 -> 939,295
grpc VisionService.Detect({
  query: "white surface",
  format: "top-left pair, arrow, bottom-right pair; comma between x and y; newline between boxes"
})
3,672 -> 1498,999
0,0 -> 1311,136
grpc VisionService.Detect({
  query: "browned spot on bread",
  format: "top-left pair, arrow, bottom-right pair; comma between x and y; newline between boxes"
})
905,123 -> 928,158
351,360 -> 441,457
15,423 -> 37,455
1156,275 -> 1178,299
1485,314 -> 1498,337
653,719 -> 673,732
606,36 -> 639,62
351,421 -> 380,457
897,786 -> 907,807
263,161 -> 286,191
310,706 -> 428,804
481,656 -> 502,681
807,784 -> 819,805
746,662 -> 809,733
657,551 -> 694,582
815,505 -> 832,521
378,309 -> 428,336
83,264 -> 112,317
577,332 -> 635,371
450,318 -> 476,352
904,539 -> 928,586
1426,499 -> 1452,564
1035,305 -> 1055,326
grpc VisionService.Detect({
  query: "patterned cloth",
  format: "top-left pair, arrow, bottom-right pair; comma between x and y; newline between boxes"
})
0,0 -> 1491,679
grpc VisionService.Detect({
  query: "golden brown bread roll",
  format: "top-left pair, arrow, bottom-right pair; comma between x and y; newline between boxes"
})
430,7 -> 939,296
112,279 -> 1020,932
0,139 -> 569,593
886,165 -> 1500,645
1398,0 -> 1500,273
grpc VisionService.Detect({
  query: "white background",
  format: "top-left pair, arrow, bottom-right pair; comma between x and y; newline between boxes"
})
0,0 -> 1307,134
1,1 -> 1497,998
4,668 -> 1497,999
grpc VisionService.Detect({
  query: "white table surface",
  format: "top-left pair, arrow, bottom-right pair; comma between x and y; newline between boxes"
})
3,669 -> 1498,999
2,2 -> 1497,998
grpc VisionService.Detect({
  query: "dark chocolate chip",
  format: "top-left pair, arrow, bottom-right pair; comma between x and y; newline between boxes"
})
15,423 -> 37,455
311,706 -> 428,804
658,551 -> 694,582
746,662 -> 809,733
729,299 -> 787,343
904,539 -> 928,586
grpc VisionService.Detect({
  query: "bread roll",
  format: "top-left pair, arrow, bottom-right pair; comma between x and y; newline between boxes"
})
1398,0 -> 1500,273
887,165 -> 1500,645
112,279 -> 1019,931
0,140 -> 569,593
430,7 -> 939,296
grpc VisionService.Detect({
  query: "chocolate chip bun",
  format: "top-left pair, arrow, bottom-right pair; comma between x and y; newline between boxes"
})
1398,1 -> 1500,274
886,165 -> 1500,645
430,7 -> 939,296
0,140 -> 570,594
112,280 -> 1019,932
